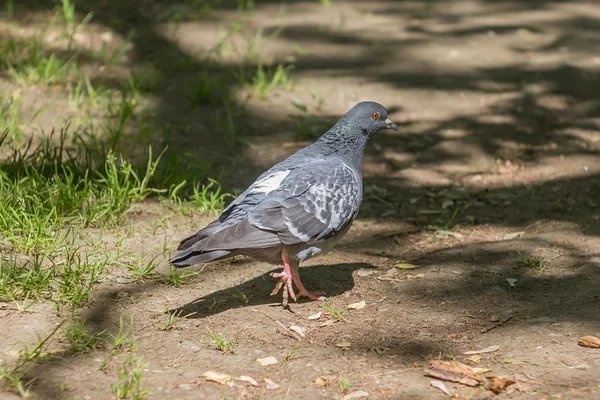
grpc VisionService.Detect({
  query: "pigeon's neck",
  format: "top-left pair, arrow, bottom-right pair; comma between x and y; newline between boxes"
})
313,123 -> 369,168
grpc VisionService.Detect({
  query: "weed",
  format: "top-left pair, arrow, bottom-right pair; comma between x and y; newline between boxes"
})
284,346 -> 299,362
127,255 -> 160,281
322,301 -> 345,321
338,378 -> 354,391
250,64 -> 295,100
113,356 -> 148,400
160,266 -> 203,287
64,315 -> 105,354
237,290 -> 249,306
0,322 -> 63,396
110,312 -> 135,351
205,326 -> 235,354
428,208 -> 459,231
516,252 -> 553,275
160,309 -> 197,331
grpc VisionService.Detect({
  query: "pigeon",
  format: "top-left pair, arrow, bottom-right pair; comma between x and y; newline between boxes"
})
170,101 -> 398,306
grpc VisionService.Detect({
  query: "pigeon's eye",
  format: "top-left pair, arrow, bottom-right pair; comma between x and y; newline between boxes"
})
371,112 -> 380,120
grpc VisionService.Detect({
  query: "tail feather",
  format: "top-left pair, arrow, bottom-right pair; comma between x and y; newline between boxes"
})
177,220 -> 223,250
170,247 -> 231,268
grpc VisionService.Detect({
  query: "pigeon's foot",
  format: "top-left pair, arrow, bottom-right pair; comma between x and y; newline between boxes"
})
270,250 -> 327,306
269,259 -> 296,307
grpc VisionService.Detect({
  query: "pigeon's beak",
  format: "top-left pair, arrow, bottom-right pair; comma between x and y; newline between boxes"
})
384,118 -> 399,131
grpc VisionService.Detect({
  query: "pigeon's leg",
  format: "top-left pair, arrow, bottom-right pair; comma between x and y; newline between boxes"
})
269,250 -> 297,306
289,264 -> 327,301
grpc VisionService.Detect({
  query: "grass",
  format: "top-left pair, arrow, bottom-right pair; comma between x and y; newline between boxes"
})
338,378 -> 354,391
516,251 -> 552,275
160,309 -> 197,331
64,314 -> 105,354
113,356 -> 149,400
0,322 -> 64,396
322,301 -> 345,321
427,207 -> 459,231
205,326 -> 235,354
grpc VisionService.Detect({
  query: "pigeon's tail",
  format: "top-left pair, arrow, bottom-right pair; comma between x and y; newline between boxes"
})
177,220 -> 223,250
170,247 -> 231,268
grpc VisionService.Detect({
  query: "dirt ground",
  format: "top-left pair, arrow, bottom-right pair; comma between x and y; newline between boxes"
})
2,0 -> 600,399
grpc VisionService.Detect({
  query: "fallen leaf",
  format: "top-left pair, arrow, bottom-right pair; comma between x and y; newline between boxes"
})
376,273 -> 424,282
485,376 -> 516,394
473,367 -> 493,374
357,270 -> 375,277
506,278 -> 517,287
464,345 -> 499,355
430,379 -> 452,395
319,319 -> 337,327
314,376 -> 330,386
437,230 -> 463,239
578,336 -> 600,348
393,263 -> 420,270
466,355 -> 482,363
203,371 -> 231,385
289,325 -> 305,337
341,390 -> 369,400
503,232 -> 524,240
424,360 -> 483,387
347,301 -> 366,310
336,341 -> 352,348
264,378 -> 280,390
256,356 -> 278,366
239,376 -> 258,386
308,311 -> 323,320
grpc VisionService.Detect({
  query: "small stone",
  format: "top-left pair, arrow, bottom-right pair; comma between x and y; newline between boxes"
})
490,315 -> 500,322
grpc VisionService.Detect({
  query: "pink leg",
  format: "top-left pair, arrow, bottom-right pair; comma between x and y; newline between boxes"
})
270,250 -> 327,306
270,250 -> 297,307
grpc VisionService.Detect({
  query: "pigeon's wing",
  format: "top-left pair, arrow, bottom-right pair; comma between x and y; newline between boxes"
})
180,160 -> 361,255
217,167 -> 300,226
247,161 -> 362,245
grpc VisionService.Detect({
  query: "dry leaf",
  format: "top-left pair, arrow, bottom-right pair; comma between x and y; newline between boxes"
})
466,355 -> 482,363
578,336 -> 600,348
423,360 -> 484,387
341,390 -> 369,400
473,367 -> 493,374
319,319 -> 337,327
348,301 -> 366,310
314,376 -> 330,386
357,270 -> 375,277
264,378 -> 280,390
506,278 -> 517,287
436,230 -> 463,239
485,376 -> 516,393
503,232 -> 524,240
308,311 -> 323,320
336,341 -> 352,348
430,379 -> 452,395
393,263 -> 420,270
203,371 -> 231,385
464,345 -> 499,355
289,325 -> 305,337
256,356 -> 278,366
239,375 -> 258,386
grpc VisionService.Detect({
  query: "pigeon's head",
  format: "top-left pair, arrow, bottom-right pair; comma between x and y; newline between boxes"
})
343,101 -> 398,136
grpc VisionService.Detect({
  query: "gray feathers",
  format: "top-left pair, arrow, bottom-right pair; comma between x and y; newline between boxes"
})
170,101 -> 396,269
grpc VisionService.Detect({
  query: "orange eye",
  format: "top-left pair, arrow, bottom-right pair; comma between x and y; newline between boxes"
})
371,112 -> 380,120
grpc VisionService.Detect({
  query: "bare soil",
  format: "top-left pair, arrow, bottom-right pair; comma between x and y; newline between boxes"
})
2,1 -> 600,399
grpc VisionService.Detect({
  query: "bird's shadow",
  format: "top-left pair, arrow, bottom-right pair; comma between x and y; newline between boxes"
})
169,262 -> 377,318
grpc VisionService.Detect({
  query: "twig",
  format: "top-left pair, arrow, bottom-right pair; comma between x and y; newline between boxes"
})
481,315 -> 513,334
